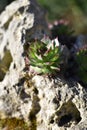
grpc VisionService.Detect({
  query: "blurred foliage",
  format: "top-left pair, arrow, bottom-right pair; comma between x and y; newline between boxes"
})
51,22 -> 74,37
37,0 -> 87,34
50,21 -> 76,48
76,47 -> 87,84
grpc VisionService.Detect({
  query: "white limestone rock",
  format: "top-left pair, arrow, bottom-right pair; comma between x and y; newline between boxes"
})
32,75 -> 87,130
70,119 -> 87,130
0,0 -> 48,124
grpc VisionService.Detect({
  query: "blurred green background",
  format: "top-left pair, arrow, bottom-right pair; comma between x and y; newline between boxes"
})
37,0 -> 87,34
0,0 -> 87,34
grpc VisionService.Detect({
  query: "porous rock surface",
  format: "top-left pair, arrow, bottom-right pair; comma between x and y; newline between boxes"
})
32,76 -> 87,130
0,0 -> 87,130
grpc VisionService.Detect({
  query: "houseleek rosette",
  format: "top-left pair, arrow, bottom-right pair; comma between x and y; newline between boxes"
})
28,39 -> 61,74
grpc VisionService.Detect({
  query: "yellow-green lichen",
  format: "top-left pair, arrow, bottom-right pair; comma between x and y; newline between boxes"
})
4,11 -> 20,30
0,50 -> 12,81
4,16 -> 13,30
0,118 -> 29,130
29,112 -> 37,130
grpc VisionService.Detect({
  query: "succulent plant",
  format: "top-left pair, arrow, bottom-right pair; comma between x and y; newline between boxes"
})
28,38 -> 61,75
76,46 -> 87,84
50,20 -> 74,37
49,20 -> 75,49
